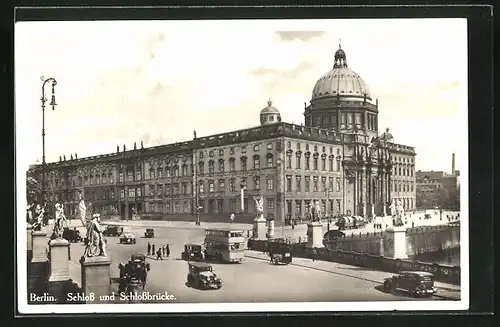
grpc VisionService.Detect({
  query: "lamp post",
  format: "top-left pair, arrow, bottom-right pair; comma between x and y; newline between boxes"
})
193,131 -> 201,225
40,76 -> 58,203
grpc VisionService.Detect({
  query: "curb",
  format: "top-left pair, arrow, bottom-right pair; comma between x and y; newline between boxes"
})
245,253 -> 460,301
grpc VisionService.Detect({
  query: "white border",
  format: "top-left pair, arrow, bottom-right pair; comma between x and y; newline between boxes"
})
15,18 -> 469,314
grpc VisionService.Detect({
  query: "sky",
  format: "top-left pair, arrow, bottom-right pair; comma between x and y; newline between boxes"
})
15,19 -> 468,174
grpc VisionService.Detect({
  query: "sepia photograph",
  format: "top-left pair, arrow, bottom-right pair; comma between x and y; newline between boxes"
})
16,17 -> 468,314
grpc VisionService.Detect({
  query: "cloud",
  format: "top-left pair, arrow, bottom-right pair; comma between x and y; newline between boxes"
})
275,31 -> 325,42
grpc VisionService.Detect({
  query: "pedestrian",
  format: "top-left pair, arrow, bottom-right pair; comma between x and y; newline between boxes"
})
230,212 -> 235,223
147,242 -> 151,255
152,244 -> 155,256
156,248 -> 163,260
162,245 -> 166,256
166,244 -> 170,258
312,247 -> 318,262
412,221 -> 415,228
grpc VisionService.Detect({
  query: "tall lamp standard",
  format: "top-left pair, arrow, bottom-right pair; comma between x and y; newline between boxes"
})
40,76 -> 58,203
193,130 -> 201,225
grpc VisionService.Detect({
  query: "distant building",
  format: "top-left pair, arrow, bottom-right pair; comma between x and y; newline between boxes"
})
415,153 -> 460,210
27,44 -> 417,223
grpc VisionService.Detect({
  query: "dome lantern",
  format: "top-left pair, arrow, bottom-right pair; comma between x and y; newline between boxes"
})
334,40 -> 348,68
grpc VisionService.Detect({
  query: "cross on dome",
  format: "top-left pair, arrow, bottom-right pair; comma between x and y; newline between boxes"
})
267,99 -> 273,107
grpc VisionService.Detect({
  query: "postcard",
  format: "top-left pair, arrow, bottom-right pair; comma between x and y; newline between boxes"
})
16,17 -> 469,314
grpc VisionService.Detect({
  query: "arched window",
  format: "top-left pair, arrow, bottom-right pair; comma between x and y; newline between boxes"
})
157,167 -> 163,178
218,159 -> 225,172
208,160 -> 215,174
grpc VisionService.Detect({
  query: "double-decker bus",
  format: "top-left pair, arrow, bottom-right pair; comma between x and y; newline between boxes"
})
204,228 -> 245,263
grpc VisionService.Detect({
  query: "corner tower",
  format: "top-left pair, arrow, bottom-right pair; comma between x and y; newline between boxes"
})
304,43 -> 379,138
260,99 -> 281,125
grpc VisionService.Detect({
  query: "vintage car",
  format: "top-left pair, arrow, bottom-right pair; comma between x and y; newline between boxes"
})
119,232 -> 137,244
118,253 -> 150,292
144,228 -> 155,238
336,216 -> 367,230
186,262 -> 222,290
181,244 -> 204,261
62,227 -> 82,243
268,243 -> 292,265
102,225 -> 124,237
383,271 -> 437,297
323,230 -> 346,242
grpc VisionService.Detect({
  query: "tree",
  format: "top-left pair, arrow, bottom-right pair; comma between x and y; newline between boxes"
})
26,168 -> 39,204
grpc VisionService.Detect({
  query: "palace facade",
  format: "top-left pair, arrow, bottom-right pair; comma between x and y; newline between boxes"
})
28,45 -> 417,223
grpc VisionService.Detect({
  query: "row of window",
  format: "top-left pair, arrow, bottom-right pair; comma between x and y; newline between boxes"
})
393,165 -> 415,177
286,198 -> 342,217
308,112 -> 379,132
286,142 -> 341,155
198,155 -> 274,174
286,175 -> 342,193
199,143 -> 274,159
200,176 -> 274,193
392,181 -> 415,193
286,152 -> 342,171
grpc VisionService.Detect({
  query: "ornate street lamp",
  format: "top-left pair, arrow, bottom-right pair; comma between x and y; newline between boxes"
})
40,76 -> 57,203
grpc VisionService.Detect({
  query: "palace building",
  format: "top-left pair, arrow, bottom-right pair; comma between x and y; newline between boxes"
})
27,45 -> 417,224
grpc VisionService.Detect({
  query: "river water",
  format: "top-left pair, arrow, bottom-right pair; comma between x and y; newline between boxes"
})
409,247 -> 460,266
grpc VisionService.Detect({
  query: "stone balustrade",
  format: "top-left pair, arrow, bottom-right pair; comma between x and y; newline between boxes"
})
247,239 -> 460,285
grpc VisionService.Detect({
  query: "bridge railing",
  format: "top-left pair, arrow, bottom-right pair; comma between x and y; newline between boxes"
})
248,239 -> 460,285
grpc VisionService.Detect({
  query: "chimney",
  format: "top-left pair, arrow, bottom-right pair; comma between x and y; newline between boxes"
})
452,153 -> 456,175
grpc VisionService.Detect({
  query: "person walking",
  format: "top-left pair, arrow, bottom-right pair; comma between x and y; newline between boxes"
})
147,242 -> 151,255
312,247 -> 318,262
162,245 -> 166,257
156,248 -> 163,260
152,244 -> 156,256
166,244 -> 170,258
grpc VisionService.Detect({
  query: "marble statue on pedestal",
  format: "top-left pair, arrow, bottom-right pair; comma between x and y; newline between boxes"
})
254,196 -> 264,216
78,196 -> 108,258
311,200 -> 322,222
51,203 -> 67,239
32,204 -> 45,231
389,199 -> 404,226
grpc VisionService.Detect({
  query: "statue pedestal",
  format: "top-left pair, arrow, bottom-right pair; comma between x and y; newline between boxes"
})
81,256 -> 112,303
31,230 -> 48,264
27,224 -> 33,263
306,221 -> 324,249
132,214 -> 140,221
384,226 -> 408,259
48,238 -> 70,282
266,219 -> 275,239
30,230 -> 49,293
252,214 -> 267,240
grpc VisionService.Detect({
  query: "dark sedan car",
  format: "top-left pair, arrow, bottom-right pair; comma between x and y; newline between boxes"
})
383,271 -> 437,297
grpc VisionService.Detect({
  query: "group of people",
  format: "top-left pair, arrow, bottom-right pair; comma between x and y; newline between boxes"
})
147,243 -> 170,260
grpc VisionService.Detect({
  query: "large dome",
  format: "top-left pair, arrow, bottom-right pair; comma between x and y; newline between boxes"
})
311,46 -> 371,101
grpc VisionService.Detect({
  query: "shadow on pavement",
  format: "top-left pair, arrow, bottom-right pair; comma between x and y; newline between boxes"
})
373,284 -> 408,299
336,266 -> 381,272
